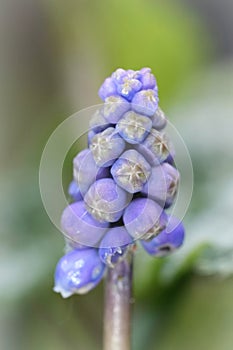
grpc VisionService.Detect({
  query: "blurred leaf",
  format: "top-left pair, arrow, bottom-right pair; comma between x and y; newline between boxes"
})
0,168 -> 63,304
154,276 -> 233,350
162,62 -> 233,279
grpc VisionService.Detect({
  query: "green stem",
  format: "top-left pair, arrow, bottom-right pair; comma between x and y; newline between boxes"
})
103,252 -> 133,350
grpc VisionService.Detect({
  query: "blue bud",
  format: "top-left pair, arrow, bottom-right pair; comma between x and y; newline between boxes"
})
99,227 -> 133,268
89,109 -> 110,133
103,96 -> 130,123
54,248 -> 106,298
142,163 -> 179,207
140,71 -> 157,90
150,107 -> 167,130
136,129 -> 174,166
112,68 -> 141,84
125,69 -> 141,80
61,201 -> 109,247
132,89 -> 159,117
73,149 -> 110,195
84,178 -> 132,223
111,149 -> 151,194
123,198 -> 167,240
116,111 -> 152,144
111,68 -> 127,84
90,127 -> 126,167
140,216 -> 185,257
98,77 -> 117,101
117,78 -> 142,101
68,180 -> 83,202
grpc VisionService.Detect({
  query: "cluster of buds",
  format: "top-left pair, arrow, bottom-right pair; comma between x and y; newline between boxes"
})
54,68 -> 185,298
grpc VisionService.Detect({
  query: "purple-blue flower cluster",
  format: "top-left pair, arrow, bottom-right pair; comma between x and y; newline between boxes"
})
54,68 -> 185,298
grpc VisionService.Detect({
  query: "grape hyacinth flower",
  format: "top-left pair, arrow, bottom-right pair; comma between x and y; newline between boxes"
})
132,89 -> 159,117
90,127 -> 126,167
53,67 -> 185,350
61,201 -> 109,247
73,148 -> 110,195
84,178 -> 132,223
111,149 -> 151,193
123,198 -> 168,240
54,249 -> 106,298
89,109 -> 110,133
103,96 -> 130,123
117,77 -> 142,101
151,106 -> 167,130
136,128 -> 174,166
141,162 -> 179,207
116,110 -> 152,144
141,216 -> 185,257
99,227 -> 133,268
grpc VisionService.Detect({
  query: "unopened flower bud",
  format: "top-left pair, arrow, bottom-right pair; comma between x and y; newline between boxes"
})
141,216 -> 185,257
84,178 -> 132,223
99,77 -> 117,100
111,150 -> 151,194
54,248 -> 106,298
61,201 -> 109,247
136,129 -> 173,166
73,149 -> 109,195
116,111 -> 152,144
151,107 -> 167,130
103,96 -> 130,123
132,89 -> 159,117
142,163 -> 179,207
99,227 -> 133,268
123,198 -> 167,240
90,127 -> 126,167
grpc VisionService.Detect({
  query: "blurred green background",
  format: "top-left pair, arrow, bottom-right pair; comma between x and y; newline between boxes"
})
1,0 -> 233,349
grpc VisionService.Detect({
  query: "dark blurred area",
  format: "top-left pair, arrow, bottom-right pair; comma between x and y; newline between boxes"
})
1,1 -> 233,349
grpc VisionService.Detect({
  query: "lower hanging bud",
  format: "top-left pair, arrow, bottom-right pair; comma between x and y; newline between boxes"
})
99,227 -> 133,268
140,216 -> 185,257
54,248 -> 106,298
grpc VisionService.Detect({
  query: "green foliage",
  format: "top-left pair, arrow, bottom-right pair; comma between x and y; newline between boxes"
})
47,0 -> 210,106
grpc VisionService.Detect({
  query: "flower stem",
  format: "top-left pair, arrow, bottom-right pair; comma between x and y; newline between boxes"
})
103,251 -> 133,350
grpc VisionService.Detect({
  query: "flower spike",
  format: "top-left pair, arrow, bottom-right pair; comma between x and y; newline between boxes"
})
54,67 -> 185,297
